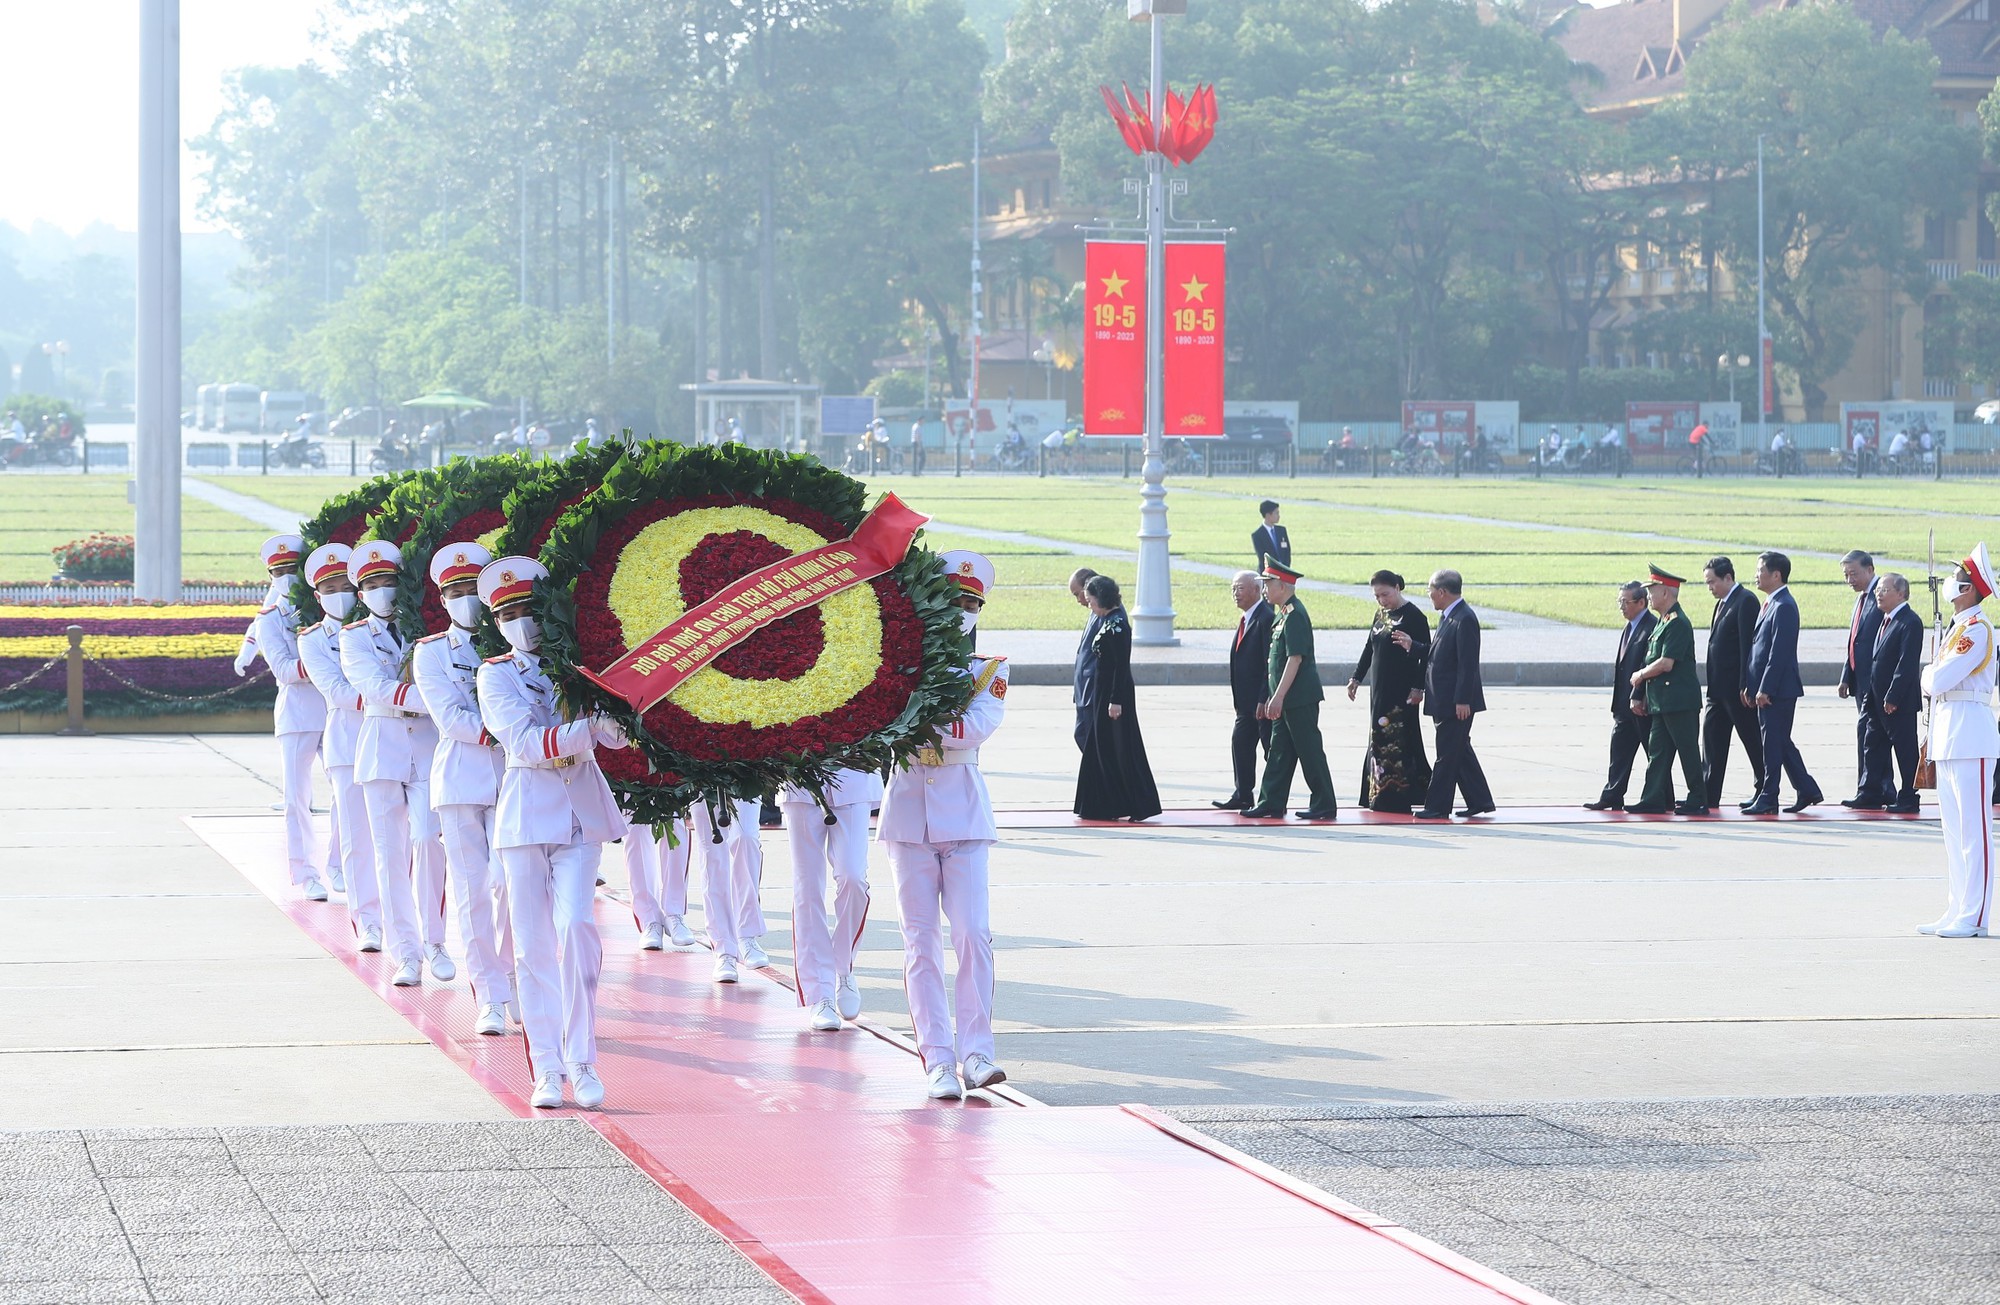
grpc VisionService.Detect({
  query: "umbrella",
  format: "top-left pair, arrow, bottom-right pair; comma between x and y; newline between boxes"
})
401,391 -> 489,409
1976,399 -> 2000,425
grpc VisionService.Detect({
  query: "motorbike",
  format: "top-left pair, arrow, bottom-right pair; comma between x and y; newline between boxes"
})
269,431 -> 326,469
992,438 -> 1033,473
367,431 -> 422,474
0,428 -> 78,468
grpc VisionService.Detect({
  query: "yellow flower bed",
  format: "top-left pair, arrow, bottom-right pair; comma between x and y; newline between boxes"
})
0,605 -> 261,620
0,635 -> 245,659
604,505 -> 883,728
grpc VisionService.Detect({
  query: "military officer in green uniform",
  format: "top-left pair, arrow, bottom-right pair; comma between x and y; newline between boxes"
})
1629,565 -> 1709,815
1243,558 -> 1339,821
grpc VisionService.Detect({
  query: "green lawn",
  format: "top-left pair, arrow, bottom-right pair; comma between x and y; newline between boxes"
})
0,478 -> 270,584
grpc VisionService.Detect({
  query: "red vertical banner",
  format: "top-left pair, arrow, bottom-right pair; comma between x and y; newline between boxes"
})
1163,242 -> 1227,437
1082,241 -> 1147,436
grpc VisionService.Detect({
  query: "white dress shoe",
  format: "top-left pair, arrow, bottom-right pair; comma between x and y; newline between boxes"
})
836,973 -> 862,1021
926,1064 -> 963,1100
665,915 -> 695,947
302,878 -> 328,902
1918,921 -> 1944,935
328,867 -> 346,893
474,1004 -> 507,1036
424,944 -> 456,981
391,958 -> 422,986
963,1054 -> 1008,1090
743,939 -> 771,969
640,921 -> 665,951
357,925 -> 383,954
530,1074 -> 565,1109
569,1063 -> 605,1109
808,998 -> 842,1032
1938,925 -> 1989,938
713,954 -> 740,984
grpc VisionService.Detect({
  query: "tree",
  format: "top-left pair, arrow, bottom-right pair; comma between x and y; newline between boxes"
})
1923,273 -> 2000,394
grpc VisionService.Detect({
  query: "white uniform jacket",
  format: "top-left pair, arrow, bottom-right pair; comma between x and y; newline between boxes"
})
251,601 -> 327,737
877,656 -> 1007,845
340,614 -> 435,785
298,616 -> 363,769
779,766 -> 884,811
1922,608 -> 2000,761
476,650 -> 625,849
412,628 -> 503,808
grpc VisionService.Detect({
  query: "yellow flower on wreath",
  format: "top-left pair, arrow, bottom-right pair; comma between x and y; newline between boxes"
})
604,506 -> 883,728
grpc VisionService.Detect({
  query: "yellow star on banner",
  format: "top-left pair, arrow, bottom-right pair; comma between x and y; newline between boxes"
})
1101,270 -> 1129,299
1180,274 -> 1210,303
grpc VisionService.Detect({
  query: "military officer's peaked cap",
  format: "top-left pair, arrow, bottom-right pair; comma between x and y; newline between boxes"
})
939,549 -> 994,599
261,533 -> 305,570
347,540 -> 403,585
478,555 -> 547,610
1965,542 -> 1996,601
1644,564 -> 1685,589
430,541 -> 493,589
1260,556 -> 1304,584
305,543 -> 351,587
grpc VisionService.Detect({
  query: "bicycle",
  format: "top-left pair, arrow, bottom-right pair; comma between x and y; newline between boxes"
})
1676,449 -> 1732,477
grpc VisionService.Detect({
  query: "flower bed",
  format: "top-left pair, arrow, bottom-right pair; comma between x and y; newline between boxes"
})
0,605 -> 273,717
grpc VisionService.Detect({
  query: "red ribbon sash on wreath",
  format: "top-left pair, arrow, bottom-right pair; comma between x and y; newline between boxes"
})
582,493 -> 931,713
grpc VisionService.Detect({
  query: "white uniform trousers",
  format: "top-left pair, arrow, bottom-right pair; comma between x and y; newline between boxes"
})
625,819 -> 689,929
321,755 -> 342,882
501,836 -> 602,1077
1936,756 -> 1996,933
277,731 -> 321,886
437,804 -> 515,1007
361,778 -> 447,964
327,764 -> 379,935
692,802 -> 764,957
887,839 -> 994,1070
790,803 -> 872,1005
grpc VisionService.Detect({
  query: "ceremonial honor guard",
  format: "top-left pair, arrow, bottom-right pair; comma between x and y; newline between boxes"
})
1243,558 -> 1337,820
299,543 -> 381,948
693,799 -> 770,983
413,542 -> 516,1036
341,541 -> 453,987
1918,545 -> 2000,938
475,556 -> 630,1109
1628,567 -> 1708,815
782,767 -> 881,1031
626,816 -> 697,951
879,550 -> 1009,1099
249,535 -> 330,899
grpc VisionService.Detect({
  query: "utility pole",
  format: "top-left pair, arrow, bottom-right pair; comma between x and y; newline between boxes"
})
968,124 -> 983,464
1133,0 -> 1182,646
1757,134 -> 1768,454
136,0 -> 182,601
606,136 -> 619,371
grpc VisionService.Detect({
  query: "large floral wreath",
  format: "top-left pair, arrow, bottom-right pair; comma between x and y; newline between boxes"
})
369,455 -> 531,639
491,440 -> 631,565
289,471 -> 414,625
537,442 -> 969,824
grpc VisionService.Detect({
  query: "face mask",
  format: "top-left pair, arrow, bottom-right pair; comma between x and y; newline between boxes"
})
500,616 -> 540,652
959,608 -> 980,636
320,591 -> 355,621
444,594 -> 482,629
362,586 -> 398,618
1943,577 -> 1966,603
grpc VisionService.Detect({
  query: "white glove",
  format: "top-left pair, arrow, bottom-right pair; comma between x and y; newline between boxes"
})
591,716 -> 629,749
233,653 -> 252,677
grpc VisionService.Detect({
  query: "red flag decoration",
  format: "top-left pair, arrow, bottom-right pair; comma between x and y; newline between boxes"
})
1103,81 -> 1219,163
1099,86 -> 1145,157
1163,242 -> 1226,437
1083,242 -> 1148,437
1122,84 -> 1156,152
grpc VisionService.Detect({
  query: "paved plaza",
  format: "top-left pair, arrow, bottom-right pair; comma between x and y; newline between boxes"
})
3,684 -> 1997,1302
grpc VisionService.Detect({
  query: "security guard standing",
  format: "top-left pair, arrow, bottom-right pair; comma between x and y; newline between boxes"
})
249,534 -> 330,899
413,542 -> 516,1036
299,543 -> 380,949
1243,558 -> 1337,820
1919,543 -> 2000,938
879,550 -> 1009,1099
475,555 -> 631,1109
1630,566 -> 1709,815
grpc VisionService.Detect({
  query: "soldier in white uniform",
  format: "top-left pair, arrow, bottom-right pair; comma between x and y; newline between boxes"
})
475,556 -> 629,1110
247,535 -> 330,901
1919,543 -> 2000,938
694,799 -> 770,982
878,550 -> 1010,1099
627,816 -> 697,951
782,767 -> 880,1031
299,544 -> 381,949
413,542 -> 516,1035
340,541 -> 454,987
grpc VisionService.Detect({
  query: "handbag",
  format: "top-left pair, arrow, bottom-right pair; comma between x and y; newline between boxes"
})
1917,740 -> 1936,791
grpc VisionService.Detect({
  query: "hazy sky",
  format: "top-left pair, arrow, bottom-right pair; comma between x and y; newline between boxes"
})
1,0 -> 328,234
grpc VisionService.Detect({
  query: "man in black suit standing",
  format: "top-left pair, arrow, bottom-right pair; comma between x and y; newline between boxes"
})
1252,501 -> 1290,570
1586,581 -> 1657,811
1215,570 -> 1275,809
1701,556 -> 1763,803
1413,569 -> 1493,819
1742,550 -> 1823,815
1863,572 -> 1925,812
1835,549 -> 1887,807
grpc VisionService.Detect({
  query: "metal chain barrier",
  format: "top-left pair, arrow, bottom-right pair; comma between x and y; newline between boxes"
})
0,655 -> 66,696
77,650 -> 273,704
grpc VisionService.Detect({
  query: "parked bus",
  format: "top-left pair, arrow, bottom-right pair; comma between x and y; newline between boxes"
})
260,390 -> 316,434
219,384 -> 261,433
196,384 -> 220,430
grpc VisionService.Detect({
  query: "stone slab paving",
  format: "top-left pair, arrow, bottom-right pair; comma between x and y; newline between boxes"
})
1174,1095 -> 2000,1305
0,1120 -> 791,1305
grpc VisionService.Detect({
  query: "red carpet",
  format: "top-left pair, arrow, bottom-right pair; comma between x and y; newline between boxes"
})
997,803 -> 1935,830
189,812 -> 1560,1305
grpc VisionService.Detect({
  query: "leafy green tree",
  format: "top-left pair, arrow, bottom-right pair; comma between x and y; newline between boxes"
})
1923,273 -> 2000,394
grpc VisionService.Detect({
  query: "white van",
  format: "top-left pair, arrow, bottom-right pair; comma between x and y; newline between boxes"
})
196,384 -> 220,430
219,384 -> 262,433
261,390 -> 315,434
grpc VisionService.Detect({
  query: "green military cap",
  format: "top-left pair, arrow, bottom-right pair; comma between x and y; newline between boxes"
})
1644,564 -> 1685,590
1260,556 -> 1304,583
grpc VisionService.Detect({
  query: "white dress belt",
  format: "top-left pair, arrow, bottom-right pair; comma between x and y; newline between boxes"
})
1936,688 -> 1991,703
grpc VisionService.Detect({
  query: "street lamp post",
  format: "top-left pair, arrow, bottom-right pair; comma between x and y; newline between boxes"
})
136,0 -> 182,601
1131,0 -> 1184,647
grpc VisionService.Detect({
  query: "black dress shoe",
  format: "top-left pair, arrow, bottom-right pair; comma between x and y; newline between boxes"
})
1626,802 -> 1670,814
1456,806 -> 1495,817
1583,799 -> 1624,812
1239,806 -> 1284,819
1785,790 -> 1824,814
1889,798 -> 1922,813
1741,798 -> 1780,815
1674,802 -> 1711,816
1841,797 -> 1886,810
1295,808 -> 1338,821
1410,809 -> 1452,820
1737,798 -> 1759,810
1211,797 -> 1249,810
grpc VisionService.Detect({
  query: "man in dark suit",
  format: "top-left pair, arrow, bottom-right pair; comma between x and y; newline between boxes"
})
1252,501 -> 1290,570
1743,550 -> 1824,815
1862,572 -> 1925,812
1215,570 -> 1275,809
1586,581 -> 1657,811
1701,556 -> 1763,803
1413,569 -> 1493,819
1835,549 -> 1887,807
